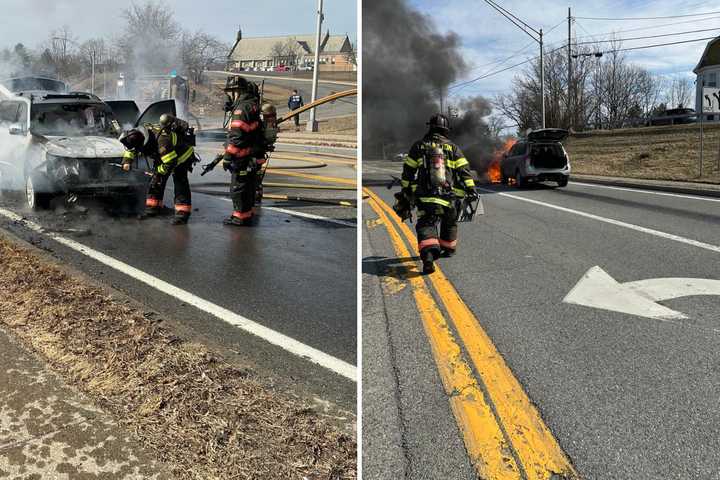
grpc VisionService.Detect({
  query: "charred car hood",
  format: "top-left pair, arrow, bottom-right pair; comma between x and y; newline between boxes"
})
42,136 -> 125,158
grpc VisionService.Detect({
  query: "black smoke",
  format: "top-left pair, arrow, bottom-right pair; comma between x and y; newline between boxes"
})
363,0 -> 500,168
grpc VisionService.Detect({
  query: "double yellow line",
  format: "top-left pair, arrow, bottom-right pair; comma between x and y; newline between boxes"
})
364,187 -> 577,480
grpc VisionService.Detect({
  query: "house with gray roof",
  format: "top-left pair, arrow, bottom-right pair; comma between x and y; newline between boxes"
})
227,28 -> 354,72
694,37 -> 720,121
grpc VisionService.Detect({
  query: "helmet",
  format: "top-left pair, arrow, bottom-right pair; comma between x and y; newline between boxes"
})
119,126 -> 149,151
223,75 -> 250,92
427,114 -> 450,133
159,113 -> 176,130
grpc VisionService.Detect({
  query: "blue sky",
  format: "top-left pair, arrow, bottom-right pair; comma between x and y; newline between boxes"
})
0,0 -> 357,49
409,0 -> 715,101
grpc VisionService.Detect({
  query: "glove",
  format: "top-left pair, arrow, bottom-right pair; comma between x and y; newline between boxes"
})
222,160 -> 233,172
401,187 -> 414,202
465,189 -> 479,201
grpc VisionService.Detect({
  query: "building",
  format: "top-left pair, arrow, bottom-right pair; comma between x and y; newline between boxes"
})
227,28 -> 355,72
694,37 -> 720,121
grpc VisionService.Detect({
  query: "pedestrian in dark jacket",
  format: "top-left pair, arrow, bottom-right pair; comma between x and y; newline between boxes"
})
288,89 -> 304,128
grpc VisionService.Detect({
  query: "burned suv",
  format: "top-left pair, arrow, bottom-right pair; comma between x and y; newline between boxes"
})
0,88 -> 175,210
500,128 -> 571,188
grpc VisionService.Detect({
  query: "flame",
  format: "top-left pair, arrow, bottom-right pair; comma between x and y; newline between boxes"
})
487,138 -> 516,184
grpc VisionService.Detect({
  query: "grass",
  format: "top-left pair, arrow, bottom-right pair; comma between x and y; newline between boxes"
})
565,123 -> 720,184
0,234 -> 356,480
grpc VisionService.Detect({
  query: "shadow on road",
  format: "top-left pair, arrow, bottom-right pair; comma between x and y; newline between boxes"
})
363,255 -> 423,280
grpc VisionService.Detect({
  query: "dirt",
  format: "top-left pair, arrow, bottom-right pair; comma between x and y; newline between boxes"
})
0,234 -> 356,480
564,123 -> 720,184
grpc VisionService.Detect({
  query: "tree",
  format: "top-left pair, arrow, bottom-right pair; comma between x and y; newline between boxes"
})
665,75 -> 693,109
270,38 -> 302,67
117,1 -> 181,73
180,31 -> 228,83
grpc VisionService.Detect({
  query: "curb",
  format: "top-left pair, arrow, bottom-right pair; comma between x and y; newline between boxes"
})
571,175 -> 720,198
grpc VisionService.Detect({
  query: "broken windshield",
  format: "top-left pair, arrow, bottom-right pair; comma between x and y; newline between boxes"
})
31,103 -> 119,137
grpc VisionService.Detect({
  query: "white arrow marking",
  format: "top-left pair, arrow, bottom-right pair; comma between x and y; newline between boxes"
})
563,266 -> 720,320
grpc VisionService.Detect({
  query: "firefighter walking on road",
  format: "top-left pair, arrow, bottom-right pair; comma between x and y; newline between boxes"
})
399,113 -> 477,274
119,114 -> 196,225
221,76 -> 267,226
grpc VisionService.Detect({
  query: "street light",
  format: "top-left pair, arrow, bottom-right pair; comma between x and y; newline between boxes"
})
483,0 -> 547,128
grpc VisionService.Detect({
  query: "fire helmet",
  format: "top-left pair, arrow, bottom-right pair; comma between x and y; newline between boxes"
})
223,75 -> 250,93
159,113 -> 176,130
119,126 -> 149,151
427,114 -> 450,133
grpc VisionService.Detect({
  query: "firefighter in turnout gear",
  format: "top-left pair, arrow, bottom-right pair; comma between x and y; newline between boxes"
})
221,76 -> 267,226
401,113 -> 477,274
119,114 -> 196,225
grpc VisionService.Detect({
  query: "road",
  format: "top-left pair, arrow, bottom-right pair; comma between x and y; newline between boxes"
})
363,160 -> 720,479
0,140 -> 358,418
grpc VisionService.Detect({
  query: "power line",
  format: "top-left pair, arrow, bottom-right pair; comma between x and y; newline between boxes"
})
574,26 -> 720,46
483,0 -> 540,39
573,14 -> 720,40
597,35 -> 718,53
576,10 -> 720,21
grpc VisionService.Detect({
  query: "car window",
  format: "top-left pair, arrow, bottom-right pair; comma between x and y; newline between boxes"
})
0,101 -> 20,124
30,103 -> 118,137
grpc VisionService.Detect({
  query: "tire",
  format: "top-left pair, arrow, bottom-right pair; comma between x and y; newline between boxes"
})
25,174 -> 52,210
557,176 -> 569,188
515,169 -> 526,188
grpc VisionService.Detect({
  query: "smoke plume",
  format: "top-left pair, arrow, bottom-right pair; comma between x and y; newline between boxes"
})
363,0 -> 500,169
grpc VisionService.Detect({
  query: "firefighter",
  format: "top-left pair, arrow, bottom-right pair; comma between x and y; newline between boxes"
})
400,113 -> 478,274
287,89 -> 304,129
221,76 -> 266,226
119,114 -> 195,225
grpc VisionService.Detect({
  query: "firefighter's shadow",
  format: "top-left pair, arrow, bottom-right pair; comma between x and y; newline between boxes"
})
363,255 -> 423,280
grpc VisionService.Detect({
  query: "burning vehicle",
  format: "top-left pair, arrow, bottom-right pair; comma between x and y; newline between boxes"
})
500,128 -> 571,188
0,85 -> 176,210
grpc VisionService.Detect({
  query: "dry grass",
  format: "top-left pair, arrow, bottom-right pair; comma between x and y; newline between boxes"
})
565,123 -> 720,184
0,235 -> 356,480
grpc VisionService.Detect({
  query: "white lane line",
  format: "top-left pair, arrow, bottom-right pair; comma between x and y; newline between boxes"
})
571,181 -> 720,203
0,207 -> 357,381
478,188 -> 720,254
217,197 -> 356,227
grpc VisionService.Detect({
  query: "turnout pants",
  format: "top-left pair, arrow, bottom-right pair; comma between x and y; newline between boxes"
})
146,161 -> 192,219
229,156 -> 257,220
416,201 -> 458,257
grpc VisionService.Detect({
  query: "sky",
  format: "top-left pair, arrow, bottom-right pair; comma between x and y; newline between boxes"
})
409,0 -> 716,102
0,0 -> 357,49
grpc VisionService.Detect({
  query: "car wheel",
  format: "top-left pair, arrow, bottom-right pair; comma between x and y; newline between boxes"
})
26,174 -> 51,210
515,169 -> 526,188
557,176 -> 569,187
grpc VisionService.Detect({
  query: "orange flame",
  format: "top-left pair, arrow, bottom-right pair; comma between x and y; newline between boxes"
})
486,138 -> 515,184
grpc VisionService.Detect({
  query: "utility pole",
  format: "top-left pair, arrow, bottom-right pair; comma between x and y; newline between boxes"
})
567,7 -> 572,130
91,50 -> 96,95
307,0 -> 324,132
540,28 -> 545,128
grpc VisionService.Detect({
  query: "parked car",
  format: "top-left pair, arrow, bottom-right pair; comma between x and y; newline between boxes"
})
0,89 -> 175,210
274,64 -> 289,72
500,128 -> 571,188
647,107 -> 696,126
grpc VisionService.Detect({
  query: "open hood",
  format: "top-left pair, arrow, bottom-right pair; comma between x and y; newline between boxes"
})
43,136 -> 126,158
527,128 -> 569,142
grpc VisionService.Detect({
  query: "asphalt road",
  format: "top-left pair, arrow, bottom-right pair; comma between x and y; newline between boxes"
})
0,141 -> 358,417
363,160 -> 720,479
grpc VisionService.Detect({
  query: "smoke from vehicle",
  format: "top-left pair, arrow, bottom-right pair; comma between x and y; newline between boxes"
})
363,0 -> 500,171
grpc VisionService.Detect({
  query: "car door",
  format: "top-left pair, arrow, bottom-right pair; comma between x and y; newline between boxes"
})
0,98 -> 31,190
134,99 -> 177,127
105,100 -> 140,129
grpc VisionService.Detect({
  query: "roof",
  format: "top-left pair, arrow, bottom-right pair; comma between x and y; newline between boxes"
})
228,32 -> 352,61
694,37 -> 720,73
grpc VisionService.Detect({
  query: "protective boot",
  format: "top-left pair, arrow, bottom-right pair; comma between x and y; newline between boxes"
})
171,215 -> 189,225
421,249 -> 436,275
223,215 -> 253,227
441,249 -> 456,258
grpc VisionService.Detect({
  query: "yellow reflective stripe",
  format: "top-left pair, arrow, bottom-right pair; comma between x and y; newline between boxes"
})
448,157 -> 469,169
419,197 -> 451,207
400,179 -> 410,188
236,170 -> 248,176
411,184 -> 418,192
177,147 -> 194,164
405,157 -> 420,168
161,150 -> 178,163
157,164 -> 168,175
453,188 -> 466,197
464,178 -> 476,187
171,132 -> 177,146
123,151 -> 136,160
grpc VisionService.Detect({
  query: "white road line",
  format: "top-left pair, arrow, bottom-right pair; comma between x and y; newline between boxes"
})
571,181 -> 720,203
478,188 -> 720,254
217,197 -> 356,227
0,207 -> 357,381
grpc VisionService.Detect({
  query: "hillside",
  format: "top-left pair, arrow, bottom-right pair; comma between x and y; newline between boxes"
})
565,123 -> 720,184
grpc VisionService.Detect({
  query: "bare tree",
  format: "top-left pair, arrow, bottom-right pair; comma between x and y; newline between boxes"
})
117,1 -> 180,73
270,39 -> 302,67
180,31 -> 228,83
665,75 -> 694,109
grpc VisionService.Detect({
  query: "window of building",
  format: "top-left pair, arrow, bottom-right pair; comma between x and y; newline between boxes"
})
709,72 -> 717,87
